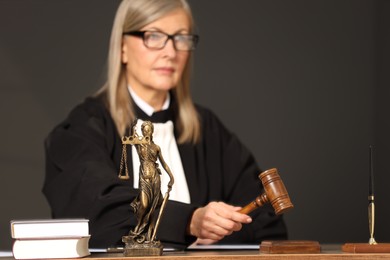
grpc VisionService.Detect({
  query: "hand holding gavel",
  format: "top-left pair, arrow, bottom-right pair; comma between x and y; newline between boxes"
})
190,168 -> 293,244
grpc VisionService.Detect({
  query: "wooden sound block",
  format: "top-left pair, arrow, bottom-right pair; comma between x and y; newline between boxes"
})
260,240 -> 321,254
342,243 -> 390,253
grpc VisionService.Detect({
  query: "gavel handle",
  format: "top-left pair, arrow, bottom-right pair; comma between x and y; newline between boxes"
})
238,194 -> 267,214
238,201 -> 258,214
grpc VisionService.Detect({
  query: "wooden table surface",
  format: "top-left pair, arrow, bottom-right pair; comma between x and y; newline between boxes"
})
4,244 -> 390,260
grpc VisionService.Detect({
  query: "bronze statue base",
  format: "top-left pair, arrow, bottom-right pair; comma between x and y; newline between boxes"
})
122,236 -> 163,256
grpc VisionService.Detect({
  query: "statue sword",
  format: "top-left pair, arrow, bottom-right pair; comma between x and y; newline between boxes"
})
151,188 -> 171,241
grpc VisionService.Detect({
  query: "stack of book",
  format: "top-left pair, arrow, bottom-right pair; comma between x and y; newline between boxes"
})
10,219 -> 90,259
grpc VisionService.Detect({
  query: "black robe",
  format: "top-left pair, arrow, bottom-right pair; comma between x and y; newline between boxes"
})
43,95 -> 287,249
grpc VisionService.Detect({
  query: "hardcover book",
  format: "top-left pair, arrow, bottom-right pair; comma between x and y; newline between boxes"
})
10,219 -> 89,239
12,236 -> 91,259
10,219 -> 90,259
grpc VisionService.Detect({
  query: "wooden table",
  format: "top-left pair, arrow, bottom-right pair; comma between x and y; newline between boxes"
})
4,245 -> 390,260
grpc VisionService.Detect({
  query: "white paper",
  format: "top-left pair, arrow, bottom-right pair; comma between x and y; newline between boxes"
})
0,251 -> 13,257
187,244 -> 259,250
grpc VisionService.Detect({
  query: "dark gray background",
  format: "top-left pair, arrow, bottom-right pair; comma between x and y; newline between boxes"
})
1,0 -> 389,250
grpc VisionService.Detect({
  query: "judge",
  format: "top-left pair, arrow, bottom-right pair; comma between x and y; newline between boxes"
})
43,0 -> 287,249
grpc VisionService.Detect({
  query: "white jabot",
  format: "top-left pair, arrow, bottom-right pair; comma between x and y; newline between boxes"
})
131,119 -> 191,204
128,86 -> 190,204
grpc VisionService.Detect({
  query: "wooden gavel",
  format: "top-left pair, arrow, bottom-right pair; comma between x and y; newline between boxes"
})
239,168 -> 294,215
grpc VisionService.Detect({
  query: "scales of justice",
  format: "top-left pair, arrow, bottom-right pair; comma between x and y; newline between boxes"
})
117,119 -> 295,256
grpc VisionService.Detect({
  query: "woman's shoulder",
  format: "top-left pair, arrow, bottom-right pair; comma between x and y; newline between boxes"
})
48,95 -> 113,136
194,103 -> 230,133
194,103 -> 223,122
194,103 -> 217,119
65,95 -> 110,123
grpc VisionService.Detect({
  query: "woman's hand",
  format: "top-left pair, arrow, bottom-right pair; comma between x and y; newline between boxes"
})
188,201 -> 252,244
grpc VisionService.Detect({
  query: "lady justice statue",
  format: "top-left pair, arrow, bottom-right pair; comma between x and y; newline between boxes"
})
118,120 -> 174,256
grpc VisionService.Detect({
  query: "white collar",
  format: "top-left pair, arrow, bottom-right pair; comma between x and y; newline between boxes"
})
128,86 -> 170,116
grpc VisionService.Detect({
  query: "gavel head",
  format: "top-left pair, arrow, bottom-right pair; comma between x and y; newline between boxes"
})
259,168 -> 294,215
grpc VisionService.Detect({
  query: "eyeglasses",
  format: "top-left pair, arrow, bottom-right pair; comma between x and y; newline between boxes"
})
123,30 -> 199,51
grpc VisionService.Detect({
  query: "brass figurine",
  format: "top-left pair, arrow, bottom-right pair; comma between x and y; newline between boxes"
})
118,120 -> 174,256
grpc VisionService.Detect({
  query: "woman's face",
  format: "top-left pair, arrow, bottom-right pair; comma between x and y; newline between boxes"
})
122,9 -> 191,97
